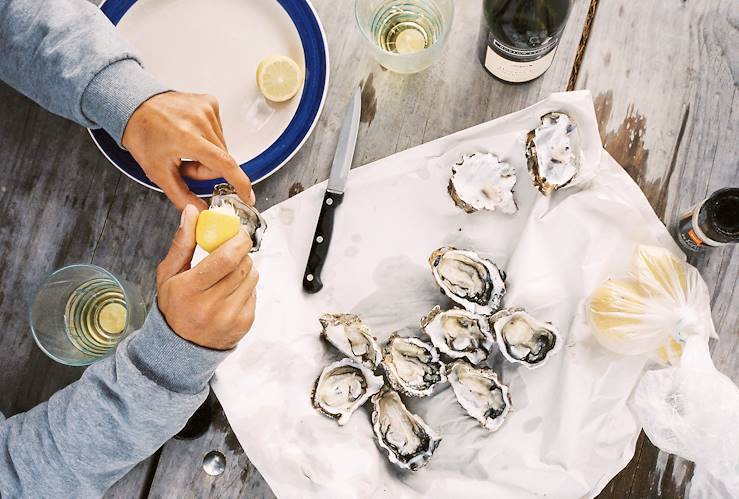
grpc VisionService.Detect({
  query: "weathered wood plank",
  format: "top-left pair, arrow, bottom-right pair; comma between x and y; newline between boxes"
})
142,0 -> 595,496
574,0 -> 738,497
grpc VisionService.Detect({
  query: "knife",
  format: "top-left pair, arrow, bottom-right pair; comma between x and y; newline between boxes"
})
302,87 -> 362,293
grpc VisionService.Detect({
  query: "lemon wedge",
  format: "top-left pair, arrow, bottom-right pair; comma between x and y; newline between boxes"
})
196,205 -> 241,253
98,302 -> 127,335
256,55 -> 303,102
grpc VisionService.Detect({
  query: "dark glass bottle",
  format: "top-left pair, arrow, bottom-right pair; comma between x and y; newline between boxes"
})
478,0 -> 573,83
675,188 -> 739,252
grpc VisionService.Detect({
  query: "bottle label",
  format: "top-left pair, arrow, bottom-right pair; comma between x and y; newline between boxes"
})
493,39 -> 554,59
675,202 -> 725,252
484,45 -> 556,82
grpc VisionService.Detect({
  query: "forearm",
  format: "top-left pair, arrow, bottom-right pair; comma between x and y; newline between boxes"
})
0,305 -> 228,498
0,0 -> 168,144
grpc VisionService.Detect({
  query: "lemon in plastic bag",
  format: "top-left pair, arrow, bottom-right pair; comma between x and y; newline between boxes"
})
588,245 -> 716,365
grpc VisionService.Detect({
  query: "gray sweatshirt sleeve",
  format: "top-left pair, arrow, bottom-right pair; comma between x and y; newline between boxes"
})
0,305 -> 230,498
0,0 -> 169,144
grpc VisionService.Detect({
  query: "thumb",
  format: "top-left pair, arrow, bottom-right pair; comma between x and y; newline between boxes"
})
157,204 -> 199,287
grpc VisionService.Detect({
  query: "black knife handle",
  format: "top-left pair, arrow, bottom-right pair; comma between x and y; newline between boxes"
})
303,191 -> 344,293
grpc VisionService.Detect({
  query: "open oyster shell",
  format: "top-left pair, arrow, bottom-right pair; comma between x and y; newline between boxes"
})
446,360 -> 511,432
525,112 -> 585,195
311,358 -> 384,426
211,183 -> 267,252
490,307 -> 561,368
420,306 -> 494,365
448,153 -> 518,214
382,334 -> 445,397
371,387 -> 442,471
429,247 -> 506,315
319,313 -> 382,369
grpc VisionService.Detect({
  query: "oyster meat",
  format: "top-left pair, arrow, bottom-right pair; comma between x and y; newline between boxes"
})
371,387 -> 442,471
525,112 -> 585,195
420,306 -> 494,365
319,313 -> 382,369
312,358 -> 384,426
382,334 -> 445,397
448,153 -> 518,214
429,247 -> 506,315
446,360 -> 511,432
491,307 -> 561,368
211,183 -> 267,251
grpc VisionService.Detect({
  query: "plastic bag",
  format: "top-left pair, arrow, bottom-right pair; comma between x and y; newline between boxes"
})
631,335 -> 739,498
588,245 -> 716,365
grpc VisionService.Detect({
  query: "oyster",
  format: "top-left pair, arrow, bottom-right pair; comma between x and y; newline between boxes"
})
446,360 -> 511,432
420,306 -> 494,365
429,247 -> 506,315
319,313 -> 382,369
211,183 -> 267,251
382,334 -> 445,397
311,358 -> 383,426
448,153 -> 518,214
371,387 -> 441,471
490,307 -> 561,368
525,112 -> 585,195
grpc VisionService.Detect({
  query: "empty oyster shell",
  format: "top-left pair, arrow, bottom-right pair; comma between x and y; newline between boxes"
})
490,307 -> 561,368
382,334 -> 445,397
429,247 -> 506,315
525,112 -> 585,195
311,358 -> 383,426
448,153 -> 518,214
420,306 -> 494,365
319,313 -> 382,369
446,360 -> 511,432
211,183 -> 267,252
371,387 -> 441,471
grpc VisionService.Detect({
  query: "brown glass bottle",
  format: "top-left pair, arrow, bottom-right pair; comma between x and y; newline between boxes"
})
675,188 -> 739,252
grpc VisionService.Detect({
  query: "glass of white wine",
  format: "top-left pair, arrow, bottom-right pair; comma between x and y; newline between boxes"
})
30,264 -> 147,366
355,0 -> 454,74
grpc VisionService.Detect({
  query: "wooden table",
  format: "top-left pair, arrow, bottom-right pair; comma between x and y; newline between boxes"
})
0,0 -> 736,497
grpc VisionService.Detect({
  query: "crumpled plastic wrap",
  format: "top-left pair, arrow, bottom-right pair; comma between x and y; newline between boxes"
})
210,91 -> 688,498
631,336 -> 739,498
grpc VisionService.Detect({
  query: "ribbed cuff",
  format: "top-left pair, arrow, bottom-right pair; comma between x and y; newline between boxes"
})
127,304 -> 231,395
81,58 -> 169,146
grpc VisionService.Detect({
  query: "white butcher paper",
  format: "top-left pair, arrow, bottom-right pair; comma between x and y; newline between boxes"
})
211,91 -> 682,499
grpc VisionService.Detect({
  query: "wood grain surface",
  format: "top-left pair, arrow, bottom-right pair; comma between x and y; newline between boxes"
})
575,1 -> 739,497
0,0 -> 735,497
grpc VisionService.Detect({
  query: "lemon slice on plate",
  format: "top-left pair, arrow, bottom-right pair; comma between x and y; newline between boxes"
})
256,55 -> 304,102
196,205 -> 242,253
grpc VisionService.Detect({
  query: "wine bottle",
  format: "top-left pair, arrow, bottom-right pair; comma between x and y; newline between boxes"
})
674,188 -> 739,252
478,0 -> 573,83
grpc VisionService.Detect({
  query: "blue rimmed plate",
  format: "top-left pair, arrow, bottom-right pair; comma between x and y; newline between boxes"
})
90,0 -> 329,195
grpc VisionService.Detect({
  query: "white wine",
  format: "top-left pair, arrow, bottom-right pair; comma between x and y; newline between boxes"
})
370,0 -> 444,55
64,277 -> 128,356
478,0 -> 573,83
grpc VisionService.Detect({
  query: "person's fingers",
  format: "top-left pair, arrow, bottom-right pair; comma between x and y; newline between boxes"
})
157,204 -> 199,287
225,265 -> 259,303
180,161 -> 219,181
204,96 -> 227,150
185,139 -> 255,205
189,231 -> 253,289
155,164 -> 208,211
210,254 -> 254,297
239,290 -> 258,332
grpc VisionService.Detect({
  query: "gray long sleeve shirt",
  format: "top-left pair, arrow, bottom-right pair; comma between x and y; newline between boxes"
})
0,0 -> 230,496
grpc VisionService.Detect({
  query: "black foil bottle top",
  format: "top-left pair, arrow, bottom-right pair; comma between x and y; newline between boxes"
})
699,188 -> 739,243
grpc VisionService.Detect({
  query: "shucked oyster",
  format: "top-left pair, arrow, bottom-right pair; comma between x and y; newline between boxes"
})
319,313 -> 382,369
312,358 -> 383,426
525,112 -> 584,195
420,306 -> 494,365
371,387 -> 442,471
429,247 -> 506,315
490,307 -> 561,368
211,183 -> 267,251
448,153 -> 518,214
446,360 -> 511,432
382,334 -> 445,397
